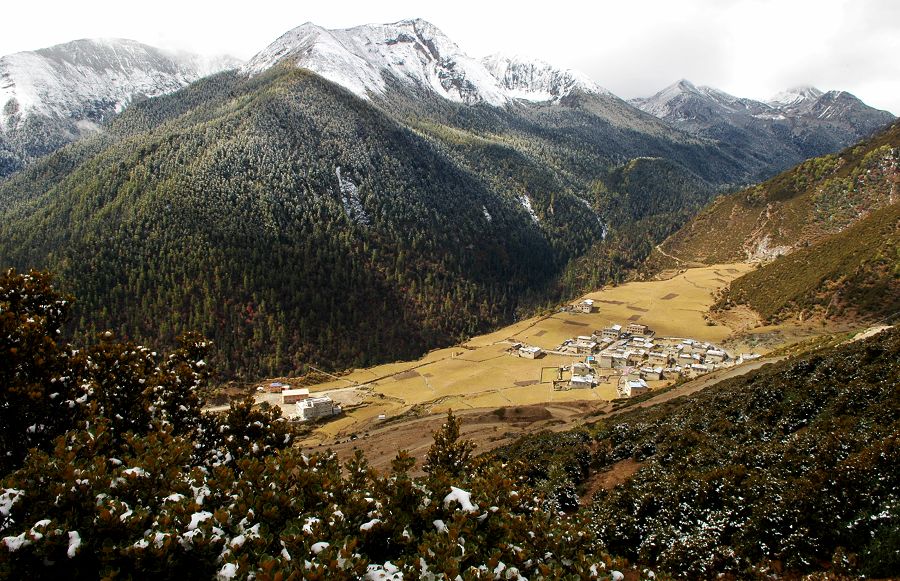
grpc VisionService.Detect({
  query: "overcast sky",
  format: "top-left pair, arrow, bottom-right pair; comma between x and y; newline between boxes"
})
3,0 -> 898,113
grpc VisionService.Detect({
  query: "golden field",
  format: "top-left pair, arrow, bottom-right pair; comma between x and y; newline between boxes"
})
294,263 -> 761,445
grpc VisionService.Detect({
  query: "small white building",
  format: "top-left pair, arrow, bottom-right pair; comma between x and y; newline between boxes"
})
618,378 -> 649,398
295,396 -> 341,421
569,374 -> 596,389
567,339 -> 598,355
626,323 -> 650,337
690,363 -> 711,376
640,367 -> 664,381
576,299 -> 595,313
705,349 -> 727,364
518,345 -> 544,359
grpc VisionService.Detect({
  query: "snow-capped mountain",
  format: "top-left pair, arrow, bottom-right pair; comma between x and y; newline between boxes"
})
630,79 -> 894,178
481,54 -> 610,102
767,86 -> 824,110
244,19 -> 614,107
1,38 -> 239,131
0,38 -> 240,176
771,87 -> 889,129
630,79 -> 777,123
243,19 -> 509,106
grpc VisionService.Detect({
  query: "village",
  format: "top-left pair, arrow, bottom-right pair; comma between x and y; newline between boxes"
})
508,298 -> 760,399
254,291 -> 763,424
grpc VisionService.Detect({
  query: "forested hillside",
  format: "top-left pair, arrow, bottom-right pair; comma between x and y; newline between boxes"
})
0,64 -> 732,378
491,326 -> 900,578
3,269 -> 898,579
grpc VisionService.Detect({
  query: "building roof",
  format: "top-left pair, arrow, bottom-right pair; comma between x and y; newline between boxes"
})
282,388 -> 310,397
297,395 -> 333,407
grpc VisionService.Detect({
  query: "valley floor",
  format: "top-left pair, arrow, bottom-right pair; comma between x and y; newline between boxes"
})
248,262 -> 849,467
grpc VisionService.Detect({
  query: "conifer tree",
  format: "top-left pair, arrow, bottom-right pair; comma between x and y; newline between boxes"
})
423,410 -> 475,477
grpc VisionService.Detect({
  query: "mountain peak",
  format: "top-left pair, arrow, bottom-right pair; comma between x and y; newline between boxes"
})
768,86 -> 824,107
674,78 -> 700,92
243,19 -> 509,106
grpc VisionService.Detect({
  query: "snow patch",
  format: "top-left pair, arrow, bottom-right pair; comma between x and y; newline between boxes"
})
0,488 -> 23,517
217,563 -> 238,580
443,486 -> 477,512
67,531 -> 82,558
187,511 -> 213,530
517,194 -> 539,223
365,561 -> 403,580
2,533 -> 31,552
360,518 -> 382,532
336,166 -> 370,226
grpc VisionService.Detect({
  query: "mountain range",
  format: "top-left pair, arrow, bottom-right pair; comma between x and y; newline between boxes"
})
631,79 -> 894,180
0,18 -> 896,377
1,20 -> 893,182
0,38 -> 239,176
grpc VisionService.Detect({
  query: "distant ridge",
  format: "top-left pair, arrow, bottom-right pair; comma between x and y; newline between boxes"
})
631,79 -> 894,179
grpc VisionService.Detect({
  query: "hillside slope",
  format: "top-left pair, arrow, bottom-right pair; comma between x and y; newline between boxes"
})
718,202 -> 899,322
492,327 -> 900,578
0,68 -> 585,377
661,119 -> 900,264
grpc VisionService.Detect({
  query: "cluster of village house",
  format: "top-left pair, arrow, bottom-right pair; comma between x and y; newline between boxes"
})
259,383 -> 342,421
512,299 -> 759,399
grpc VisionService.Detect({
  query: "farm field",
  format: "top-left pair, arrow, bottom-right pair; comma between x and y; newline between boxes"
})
286,263 -> 776,448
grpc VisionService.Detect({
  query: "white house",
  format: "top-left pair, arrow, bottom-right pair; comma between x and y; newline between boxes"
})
295,396 -> 341,421
618,378 -> 649,398
518,345 -> 544,359
569,373 -> 596,389
601,324 -> 623,340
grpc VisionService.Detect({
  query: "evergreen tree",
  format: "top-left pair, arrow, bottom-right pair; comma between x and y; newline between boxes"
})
423,410 -> 476,477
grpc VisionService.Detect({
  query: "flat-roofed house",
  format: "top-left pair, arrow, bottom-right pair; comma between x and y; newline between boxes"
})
282,388 -> 310,405
601,324 -> 623,340
705,349 -> 727,364
295,396 -> 341,421
518,345 -> 544,359
618,378 -> 649,398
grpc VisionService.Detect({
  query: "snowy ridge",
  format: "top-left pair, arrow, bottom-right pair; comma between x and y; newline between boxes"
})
631,79 -> 776,121
767,86 -> 824,108
481,53 -> 611,102
243,19 -> 509,106
0,38 -> 240,132
244,19 -> 619,107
